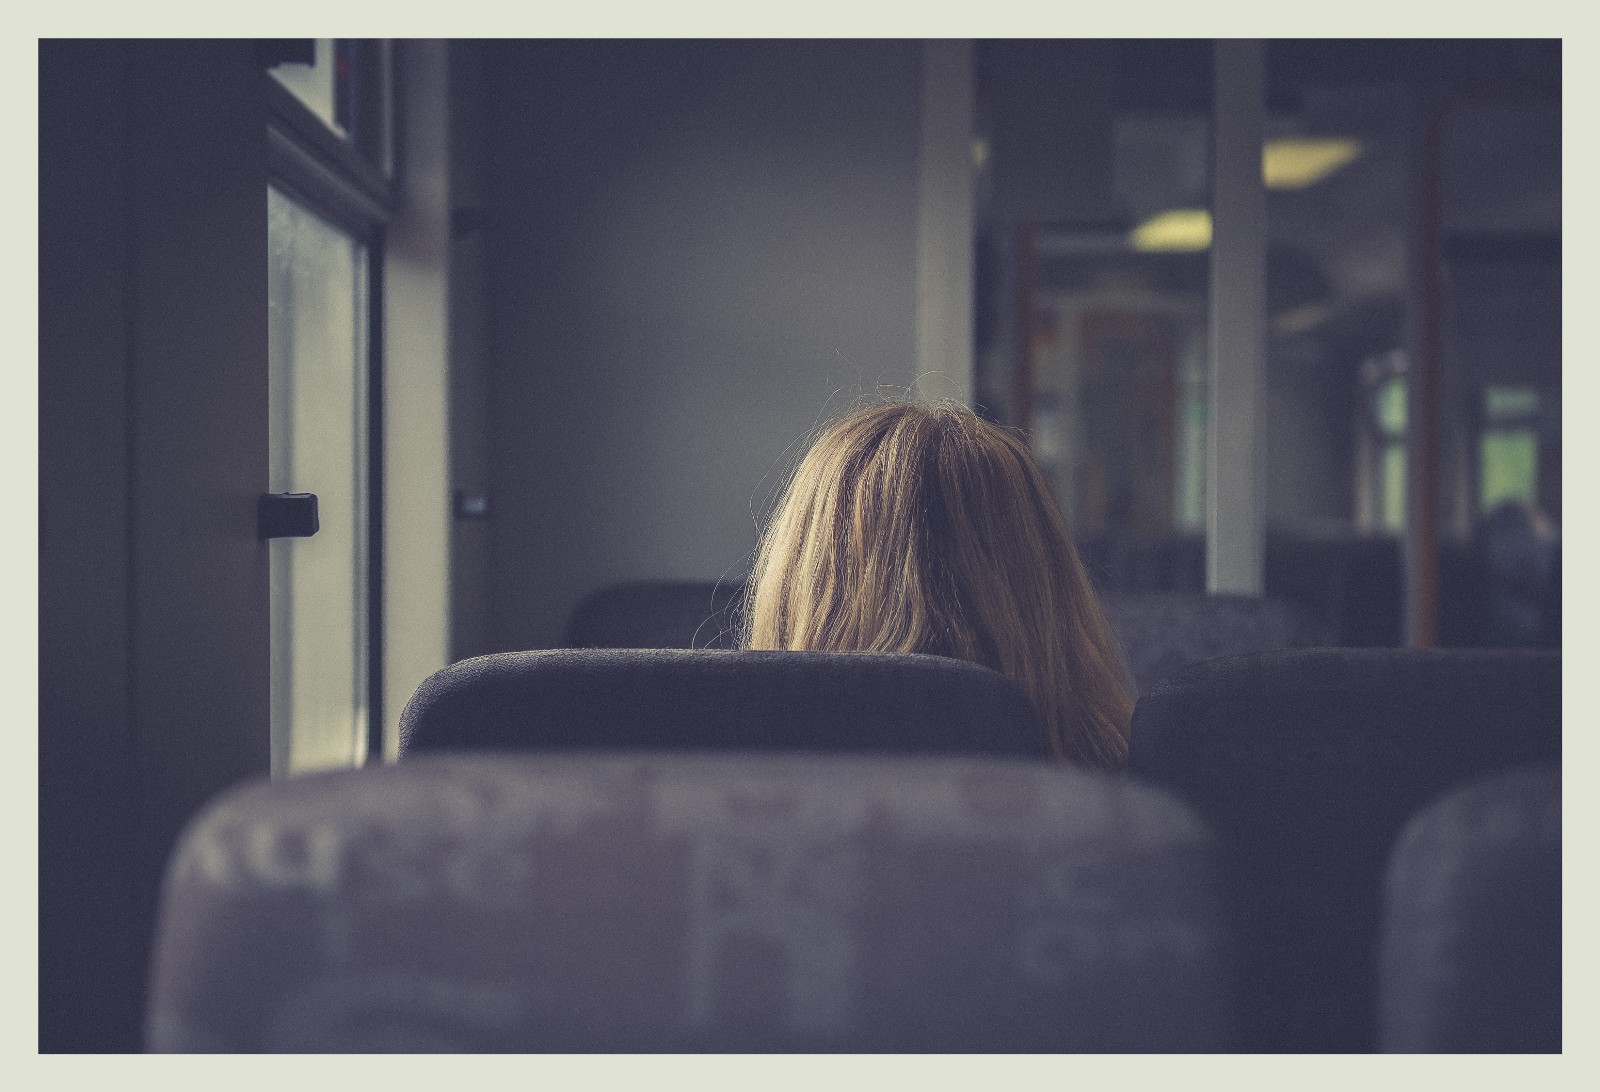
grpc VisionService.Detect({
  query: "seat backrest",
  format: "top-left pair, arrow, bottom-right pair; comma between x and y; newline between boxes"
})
1100,592 -> 1323,694
399,648 -> 1048,758
1127,648 -> 1559,1052
1379,764 -> 1561,1052
566,580 -> 744,649
147,752 -> 1233,1052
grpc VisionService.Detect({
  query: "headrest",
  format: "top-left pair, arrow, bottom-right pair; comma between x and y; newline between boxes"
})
399,648 -> 1048,759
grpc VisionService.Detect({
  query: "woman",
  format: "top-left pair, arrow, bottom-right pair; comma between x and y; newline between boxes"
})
743,400 -> 1133,768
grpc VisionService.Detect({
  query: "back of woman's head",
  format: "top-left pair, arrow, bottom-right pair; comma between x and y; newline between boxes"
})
743,400 -> 1132,768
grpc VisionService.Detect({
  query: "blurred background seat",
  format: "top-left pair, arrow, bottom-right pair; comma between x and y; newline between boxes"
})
566,580 -> 744,650
1127,647 -> 1559,1052
399,648 -> 1049,759
146,752 -> 1234,1052
1100,592 -> 1322,694
1378,764 -> 1560,1053
565,579 -> 1326,696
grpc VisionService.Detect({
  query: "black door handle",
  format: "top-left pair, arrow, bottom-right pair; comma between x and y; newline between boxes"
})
258,493 -> 319,539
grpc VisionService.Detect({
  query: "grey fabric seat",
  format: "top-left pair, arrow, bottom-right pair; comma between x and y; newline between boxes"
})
1127,648 -> 1559,1052
562,582 -> 1322,698
399,648 -> 1049,759
1379,765 -> 1561,1053
146,752 -> 1233,1052
566,580 -> 743,649
1099,592 -> 1323,694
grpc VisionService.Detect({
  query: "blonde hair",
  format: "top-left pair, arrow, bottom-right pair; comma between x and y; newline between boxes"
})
743,400 -> 1133,768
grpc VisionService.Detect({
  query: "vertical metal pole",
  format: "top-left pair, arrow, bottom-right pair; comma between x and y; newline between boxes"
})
1206,39 -> 1268,595
1405,98 -> 1446,647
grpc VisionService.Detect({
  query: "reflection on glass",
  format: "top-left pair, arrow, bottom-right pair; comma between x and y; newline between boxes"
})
1381,444 -> 1407,534
1481,430 -> 1538,513
1129,208 -> 1212,253
1175,341 -> 1207,532
1376,376 -> 1407,436
1373,374 -> 1407,534
268,187 -> 369,776
1484,385 -> 1539,421
1001,108 -> 1213,545
1262,138 -> 1362,190
1479,385 -> 1539,513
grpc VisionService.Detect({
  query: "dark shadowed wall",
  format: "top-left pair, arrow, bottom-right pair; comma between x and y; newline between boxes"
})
39,40 -> 271,1051
480,40 -> 925,651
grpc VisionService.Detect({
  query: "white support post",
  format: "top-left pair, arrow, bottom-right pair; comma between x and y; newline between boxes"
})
384,40 -> 453,759
1206,39 -> 1268,595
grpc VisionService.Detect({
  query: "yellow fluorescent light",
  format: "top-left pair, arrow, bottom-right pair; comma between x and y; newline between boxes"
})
1263,138 -> 1362,189
1274,300 -> 1336,336
1129,209 -> 1212,253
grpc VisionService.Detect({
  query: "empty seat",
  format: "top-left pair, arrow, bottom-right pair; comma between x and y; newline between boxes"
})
1127,648 -> 1559,1052
146,752 -> 1233,1051
565,582 -> 1321,698
399,648 -> 1048,758
1099,592 -> 1323,694
566,580 -> 743,649
1379,765 -> 1560,1052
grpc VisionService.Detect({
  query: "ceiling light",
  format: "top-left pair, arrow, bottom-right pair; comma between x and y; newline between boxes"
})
1129,209 -> 1212,253
1263,138 -> 1362,189
1274,300 -> 1337,336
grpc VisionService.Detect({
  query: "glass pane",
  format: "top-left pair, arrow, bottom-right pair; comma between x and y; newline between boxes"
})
1175,345 -> 1207,532
1376,376 -> 1407,436
1480,429 -> 1538,513
977,41 -> 1213,554
1381,443 -> 1407,533
268,186 -> 370,777
1260,64 -> 1416,545
1483,385 -> 1539,422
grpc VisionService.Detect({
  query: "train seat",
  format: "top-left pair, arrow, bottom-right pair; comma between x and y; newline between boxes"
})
146,752 -> 1234,1052
1127,647 -> 1560,1051
398,648 -> 1048,758
566,579 -> 743,650
564,579 -> 1324,696
1098,592 -> 1323,695
1378,764 -> 1560,1052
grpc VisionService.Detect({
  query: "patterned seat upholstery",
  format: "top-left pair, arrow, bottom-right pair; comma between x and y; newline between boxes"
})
1128,648 -> 1560,1052
566,580 -> 743,649
563,582 -> 1321,699
1379,765 -> 1561,1052
1099,592 -> 1323,695
146,753 -> 1233,1052
399,648 -> 1049,759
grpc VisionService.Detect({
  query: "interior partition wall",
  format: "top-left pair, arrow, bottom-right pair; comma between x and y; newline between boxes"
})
40,39 -> 271,1052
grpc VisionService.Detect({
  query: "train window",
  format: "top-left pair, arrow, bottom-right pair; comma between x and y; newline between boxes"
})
1375,374 -> 1408,534
1479,384 -> 1540,514
979,41 -> 1215,545
1356,350 -> 1409,535
267,188 -> 373,775
266,40 -> 395,776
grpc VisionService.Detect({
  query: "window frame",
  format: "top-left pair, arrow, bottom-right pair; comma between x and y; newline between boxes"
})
265,51 -> 393,764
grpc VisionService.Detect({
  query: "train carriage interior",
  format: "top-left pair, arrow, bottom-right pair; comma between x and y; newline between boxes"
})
37,36 -> 1566,1054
